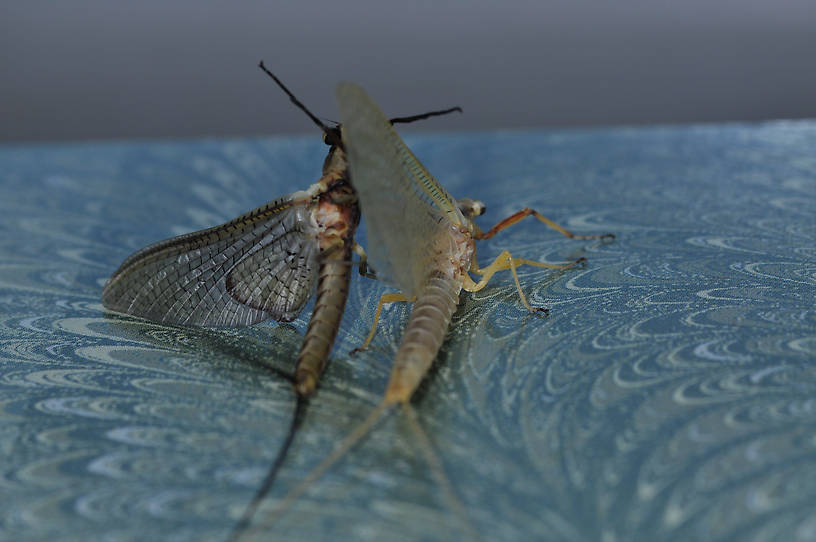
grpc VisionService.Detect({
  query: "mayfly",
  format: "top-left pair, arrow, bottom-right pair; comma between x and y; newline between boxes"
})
101,70 -> 359,397
99,62 -> 463,538
265,83 -> 614,534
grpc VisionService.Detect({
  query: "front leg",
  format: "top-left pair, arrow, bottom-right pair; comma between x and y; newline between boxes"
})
476,208 -> 615,242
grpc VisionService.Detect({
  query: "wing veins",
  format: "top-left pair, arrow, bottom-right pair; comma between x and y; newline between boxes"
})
103,194 -> 321,327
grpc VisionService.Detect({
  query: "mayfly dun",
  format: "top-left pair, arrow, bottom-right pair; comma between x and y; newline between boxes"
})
261,83 -> 614,535
99,62 -> 463,539
101,70 -> 361,396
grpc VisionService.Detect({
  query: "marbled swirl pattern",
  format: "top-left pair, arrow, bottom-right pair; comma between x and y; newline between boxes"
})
1,122 -> 814,541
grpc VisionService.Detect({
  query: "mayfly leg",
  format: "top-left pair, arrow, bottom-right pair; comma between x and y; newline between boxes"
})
465,250 -> 586,312
349,292 -> 412,355
475,206 -> 615,242
465,205 -> 615,311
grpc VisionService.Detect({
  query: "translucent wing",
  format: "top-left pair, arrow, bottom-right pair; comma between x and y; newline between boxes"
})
102,194 -> 320,327
336,82 -> 465,297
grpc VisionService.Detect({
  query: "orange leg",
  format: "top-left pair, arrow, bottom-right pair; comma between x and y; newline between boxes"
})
476,208 -> 615,241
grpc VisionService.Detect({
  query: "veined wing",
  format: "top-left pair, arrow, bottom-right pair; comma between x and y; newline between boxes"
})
102,194 -> 321,327
336,82 -> 465,297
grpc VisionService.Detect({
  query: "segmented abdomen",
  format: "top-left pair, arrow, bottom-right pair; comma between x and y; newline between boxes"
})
385,275 -> 461,403
294,242 -> 353,396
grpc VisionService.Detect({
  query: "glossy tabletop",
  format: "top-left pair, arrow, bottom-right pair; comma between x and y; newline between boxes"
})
1,121 -> 814,541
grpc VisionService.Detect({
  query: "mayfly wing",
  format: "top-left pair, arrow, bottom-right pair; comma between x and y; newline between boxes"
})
102,192 -> 321,327
336,82 -> 466,298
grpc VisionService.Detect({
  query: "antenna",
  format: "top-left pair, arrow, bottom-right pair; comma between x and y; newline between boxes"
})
258,61 -> 330,133
389,106 -> 463,125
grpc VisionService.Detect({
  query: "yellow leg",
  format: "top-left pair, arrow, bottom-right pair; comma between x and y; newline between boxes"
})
350,292 -> 413,355
464,250 -> 586,312
475,207 -> 615,242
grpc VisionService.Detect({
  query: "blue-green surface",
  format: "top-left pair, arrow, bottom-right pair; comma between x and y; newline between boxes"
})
1,122 -> 814,541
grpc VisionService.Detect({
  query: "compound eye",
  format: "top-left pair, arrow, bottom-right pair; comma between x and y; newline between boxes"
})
323,128 -> 342,147
456,197 -> 487,218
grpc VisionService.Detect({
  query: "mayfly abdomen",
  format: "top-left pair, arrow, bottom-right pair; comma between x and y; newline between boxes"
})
293,169 -> 360,396
295,241 -> 354,396
385,275 -> 461,403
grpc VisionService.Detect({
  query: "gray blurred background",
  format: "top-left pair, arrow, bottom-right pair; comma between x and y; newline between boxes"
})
2,0 -> 814,143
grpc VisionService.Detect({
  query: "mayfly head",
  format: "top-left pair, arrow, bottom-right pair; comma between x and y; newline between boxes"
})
457,197 -> 486,219
455,197 -> 486,237
321,126 -> 343,149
